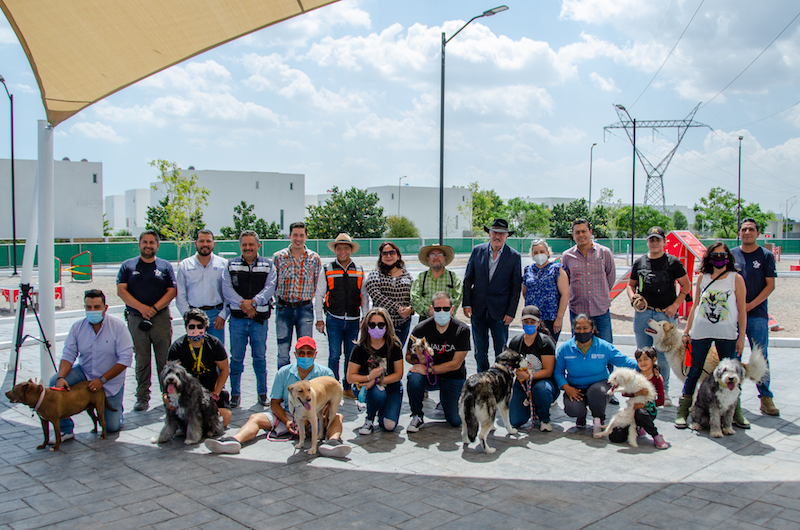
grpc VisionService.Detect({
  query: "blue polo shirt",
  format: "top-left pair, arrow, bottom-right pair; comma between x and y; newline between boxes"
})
270,362 -> 334,414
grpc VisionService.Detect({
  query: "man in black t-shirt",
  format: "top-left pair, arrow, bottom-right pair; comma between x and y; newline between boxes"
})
405,292 -> 470,432
167,309 -> 231,427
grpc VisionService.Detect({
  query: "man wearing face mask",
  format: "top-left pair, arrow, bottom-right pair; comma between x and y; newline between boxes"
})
166,309 -> 231,428
50,290 -> 133,442
405,291 -> 471,432
205,337 -> 351,458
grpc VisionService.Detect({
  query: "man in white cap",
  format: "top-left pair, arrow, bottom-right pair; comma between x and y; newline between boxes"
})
411,244 -> 462,318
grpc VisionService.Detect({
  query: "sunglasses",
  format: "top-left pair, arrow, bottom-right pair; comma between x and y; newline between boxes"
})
709,252 -> 728,259
187,323 -> 206,330
433,306 -> 451,312
428,251 -> 445,258
381,249 -> 397,256
367,322 -> 387,329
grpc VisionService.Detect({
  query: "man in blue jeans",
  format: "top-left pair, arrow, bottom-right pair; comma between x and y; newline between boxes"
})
406,292 -> 470,432
732,218 -> 779,419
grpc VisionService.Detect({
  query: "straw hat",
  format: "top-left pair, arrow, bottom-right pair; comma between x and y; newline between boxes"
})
417,244 -> 455,266
327,233 -> 360,253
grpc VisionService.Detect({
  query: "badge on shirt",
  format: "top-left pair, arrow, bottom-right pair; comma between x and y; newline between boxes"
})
752,260 -> 761,269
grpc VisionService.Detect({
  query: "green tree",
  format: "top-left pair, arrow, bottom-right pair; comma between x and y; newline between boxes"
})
385,215 -> 420,238
457,181 -> 505,234
549,198 -> 611,239
220,201 -> 283,240
102,213 -> 112,237
612,205 -> 673,238
693,187 -> 773,238
672,209 -> 688,230
305,186 -> 386,239
503,198 -> 550,237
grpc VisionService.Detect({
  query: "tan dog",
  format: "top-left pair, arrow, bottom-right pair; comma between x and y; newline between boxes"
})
645,318 -> 719,386
407,335 -> 435,377
287,376 -> 342,455
5,380 -> 113,451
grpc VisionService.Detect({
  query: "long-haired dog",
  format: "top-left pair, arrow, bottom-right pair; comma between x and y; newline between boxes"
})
690,347 -> 768,437
364,351 -> 387,390
408,335 -> 436,378
594,368 -> 656,447
287,376 -> 342,455
151,362 -> 223,445
645,318 -> 719,385
459,348 -> 523,454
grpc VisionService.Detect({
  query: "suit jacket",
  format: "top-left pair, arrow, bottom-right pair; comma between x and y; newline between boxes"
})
463,242 -> 522,321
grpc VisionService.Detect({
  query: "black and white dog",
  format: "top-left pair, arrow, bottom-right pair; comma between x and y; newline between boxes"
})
151,362 -> 224,445
690,347 -> 768,438
459,348 -> 523,454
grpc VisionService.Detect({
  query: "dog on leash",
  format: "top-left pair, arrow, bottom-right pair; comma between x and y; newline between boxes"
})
690,347 -> 768,437
287,376 -> 342,455
408,335 -> 436,378
645,318 -> 719,384
459,348 -> 523,454
594,368 -> 656,447
151,362 -> 223,445
5,380 -> 113,451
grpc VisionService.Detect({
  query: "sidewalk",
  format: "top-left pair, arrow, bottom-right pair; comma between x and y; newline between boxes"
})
2,317 -> 799,529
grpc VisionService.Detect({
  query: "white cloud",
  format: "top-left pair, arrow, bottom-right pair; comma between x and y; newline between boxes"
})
560,0 -> 660,24
518,123 -> 586,145
343,113 -> 436,149
141,60 -> 233,92
590,72 -> 617,91
70,122 -> 127,143
0,27 -> 16,44
448,85 -> 554,119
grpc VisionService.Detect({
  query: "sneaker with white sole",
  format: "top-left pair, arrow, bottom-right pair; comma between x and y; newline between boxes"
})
358,420 -> 374,435
317,439 -> 351,458
407,415 -> 424,433
653,434 -> 669,449
663,398 -> 673,407
636,427 -> 646,438
204,436 -> 242,454
47,432 -> 74,445
539,421 -> 553,432
592,417 -> 603,435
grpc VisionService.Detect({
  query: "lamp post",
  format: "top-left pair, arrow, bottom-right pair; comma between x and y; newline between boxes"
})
785,196 -> 797,240
0,75 -> 17,275
616,104 -> 636,264
588,142 -> 597,212
439,5 -> 508,245
736,135 -> 743,245
397,175 -> 407,216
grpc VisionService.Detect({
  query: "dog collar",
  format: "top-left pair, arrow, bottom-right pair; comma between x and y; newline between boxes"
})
32,386 -> 46,415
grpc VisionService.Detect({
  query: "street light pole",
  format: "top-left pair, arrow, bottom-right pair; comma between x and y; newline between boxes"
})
589,142 -> 597,212
0,75 -> 17,275
737,135 -> 743,246
398,175 -> 407,216
439,5 -> 508,245
616,104 -> 636,265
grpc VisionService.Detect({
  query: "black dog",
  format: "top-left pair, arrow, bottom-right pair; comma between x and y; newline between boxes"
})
151,362 -> 224,445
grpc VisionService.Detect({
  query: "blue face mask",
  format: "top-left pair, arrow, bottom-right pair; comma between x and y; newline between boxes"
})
86,310 -> 104,324
434,310 -> 451,326
296,357 -> 314,370
523,324 -> 538,335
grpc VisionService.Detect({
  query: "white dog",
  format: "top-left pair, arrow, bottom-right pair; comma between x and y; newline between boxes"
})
594,368 -> 655,447
645,318 -> 719,385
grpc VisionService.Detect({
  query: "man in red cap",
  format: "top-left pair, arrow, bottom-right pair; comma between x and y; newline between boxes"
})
205,336 -> 350,458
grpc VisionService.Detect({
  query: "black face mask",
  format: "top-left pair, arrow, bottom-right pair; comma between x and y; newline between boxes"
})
575,331 -> 593,344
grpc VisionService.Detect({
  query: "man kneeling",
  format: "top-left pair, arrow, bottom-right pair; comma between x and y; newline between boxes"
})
205,337 -> 351,458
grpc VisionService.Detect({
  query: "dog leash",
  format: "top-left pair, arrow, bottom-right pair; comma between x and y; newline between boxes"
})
522,376 -> 537,423
424,345 -> 444,386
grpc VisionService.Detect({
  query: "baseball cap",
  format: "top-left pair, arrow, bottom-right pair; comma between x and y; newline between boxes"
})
521,305 -> 541,321
646,226 -> 666,240
295,336 -> 317,351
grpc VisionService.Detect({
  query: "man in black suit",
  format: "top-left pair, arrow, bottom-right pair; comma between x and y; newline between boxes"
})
463,218 -> 522,372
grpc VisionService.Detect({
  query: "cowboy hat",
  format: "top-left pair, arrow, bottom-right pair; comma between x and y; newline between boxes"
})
483,218 -> 515,236
417,244 -> 455,266
327,233 -> 360,253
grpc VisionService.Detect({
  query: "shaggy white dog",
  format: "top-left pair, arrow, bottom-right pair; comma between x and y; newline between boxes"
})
594,368 -> 656,448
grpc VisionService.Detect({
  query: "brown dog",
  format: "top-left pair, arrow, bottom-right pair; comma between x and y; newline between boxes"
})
287,376 -> 342,455
5,380 -> 114,451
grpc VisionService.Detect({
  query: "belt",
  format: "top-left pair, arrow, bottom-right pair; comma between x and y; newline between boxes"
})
278,299 -> 312,308
192,304 -> 224,311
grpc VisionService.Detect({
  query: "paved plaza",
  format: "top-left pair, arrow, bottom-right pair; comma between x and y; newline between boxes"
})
2,312 -> 800,530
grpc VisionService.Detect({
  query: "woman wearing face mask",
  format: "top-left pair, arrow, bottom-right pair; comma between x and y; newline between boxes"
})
347,308 -> 405,435
675,242 -> 747,429
522,239 -> 568,341
508,306 -> 560,432
553,314 -> 638,435
166,309 -> 231,427
365,242 -> 414,346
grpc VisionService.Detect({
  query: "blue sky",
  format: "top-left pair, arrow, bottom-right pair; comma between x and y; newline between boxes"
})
1,0 -> 800,217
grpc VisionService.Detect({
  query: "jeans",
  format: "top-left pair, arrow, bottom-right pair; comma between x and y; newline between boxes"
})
126,310 -> 172,403
49,366 -> 124,434
471,310 -> 509,373
363,381 -> 403,431
395,319 -> 411,350
276,303 -> 314,369
609,409 -> 657,442
563,380 -> 609,421
542,320 -> 561,343
509,378 -> 560,426
633,308 -> 676,394
571,310 -> 613,344
683,338 -> 737,396
229,316 -> 268,396
204,307 -> 225,346
326,316 -> 359,383
745,316 -> 772,398
407,372 -> 464,427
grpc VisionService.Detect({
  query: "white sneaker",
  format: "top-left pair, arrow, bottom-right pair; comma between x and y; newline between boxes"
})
593,417 -> 603,435
317,439 -> 351,458
539,421 -> 553,432
358,420 -> 374,435
663,398 -> 673,407
204,436 -> 241,454
407,415 -> 424,433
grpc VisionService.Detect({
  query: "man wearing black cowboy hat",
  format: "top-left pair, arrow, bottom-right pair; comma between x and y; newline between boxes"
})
463,218 -> 522,372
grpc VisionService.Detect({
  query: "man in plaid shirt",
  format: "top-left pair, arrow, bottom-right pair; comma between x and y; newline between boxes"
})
560,218 -> 616,343
411,244 -> 462,318
272,222 -> 321,369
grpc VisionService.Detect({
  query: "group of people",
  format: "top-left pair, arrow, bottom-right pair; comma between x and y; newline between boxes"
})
47,215 -> 778,455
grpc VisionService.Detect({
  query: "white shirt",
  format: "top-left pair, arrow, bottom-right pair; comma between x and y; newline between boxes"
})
176,253 -> 229,320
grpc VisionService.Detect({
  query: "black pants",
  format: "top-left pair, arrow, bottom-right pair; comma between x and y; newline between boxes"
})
609,408 -> 657,443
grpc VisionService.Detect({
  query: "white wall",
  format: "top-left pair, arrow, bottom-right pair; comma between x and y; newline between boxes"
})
125,188 -> 150,235
104,194 -> 126,230
367,185 -> 471,238
0,158 -> 103,239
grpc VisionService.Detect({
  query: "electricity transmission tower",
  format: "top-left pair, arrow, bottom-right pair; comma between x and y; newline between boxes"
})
604,103 -> 710,214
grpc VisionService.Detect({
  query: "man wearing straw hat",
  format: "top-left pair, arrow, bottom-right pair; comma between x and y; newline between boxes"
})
314,233 -> 369,396
411,244 -> 462,318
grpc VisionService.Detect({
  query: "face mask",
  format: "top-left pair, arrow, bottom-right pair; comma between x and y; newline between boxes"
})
187,330 -> 205,341
533,254 -> 548,266
575,331 -> 594,344
296,356 -> 314,369
368,327 -> 386,340
434,311 -> 451,326
523,324 -> 538,335
86,310 -> 104,324
710,257 -> 728,268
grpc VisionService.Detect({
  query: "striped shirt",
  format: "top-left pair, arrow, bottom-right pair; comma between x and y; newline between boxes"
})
561,242 -> 616,317
365,267 -> 413,328
272,246 -> 321,303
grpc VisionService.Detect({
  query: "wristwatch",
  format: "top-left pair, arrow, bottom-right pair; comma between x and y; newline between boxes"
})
99,376 -> 107,384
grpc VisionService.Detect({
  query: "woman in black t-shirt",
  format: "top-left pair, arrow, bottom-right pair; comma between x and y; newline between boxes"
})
346,307 -> 404,435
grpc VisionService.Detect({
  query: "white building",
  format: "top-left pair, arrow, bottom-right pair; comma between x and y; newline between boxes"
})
124,188 -> 150,235
0,157 -> 103,239
104,194 -> 126,231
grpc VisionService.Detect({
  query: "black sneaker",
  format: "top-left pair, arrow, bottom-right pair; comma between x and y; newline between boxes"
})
576,416 -> 587,428
134,400 -> 148,412
204,436 -> 242,454
258,394 -> 268,406
609,396 -> 620,405
230,395 -> 240,408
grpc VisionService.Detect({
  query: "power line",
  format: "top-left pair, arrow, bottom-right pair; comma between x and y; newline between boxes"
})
733,99 -> 800,129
